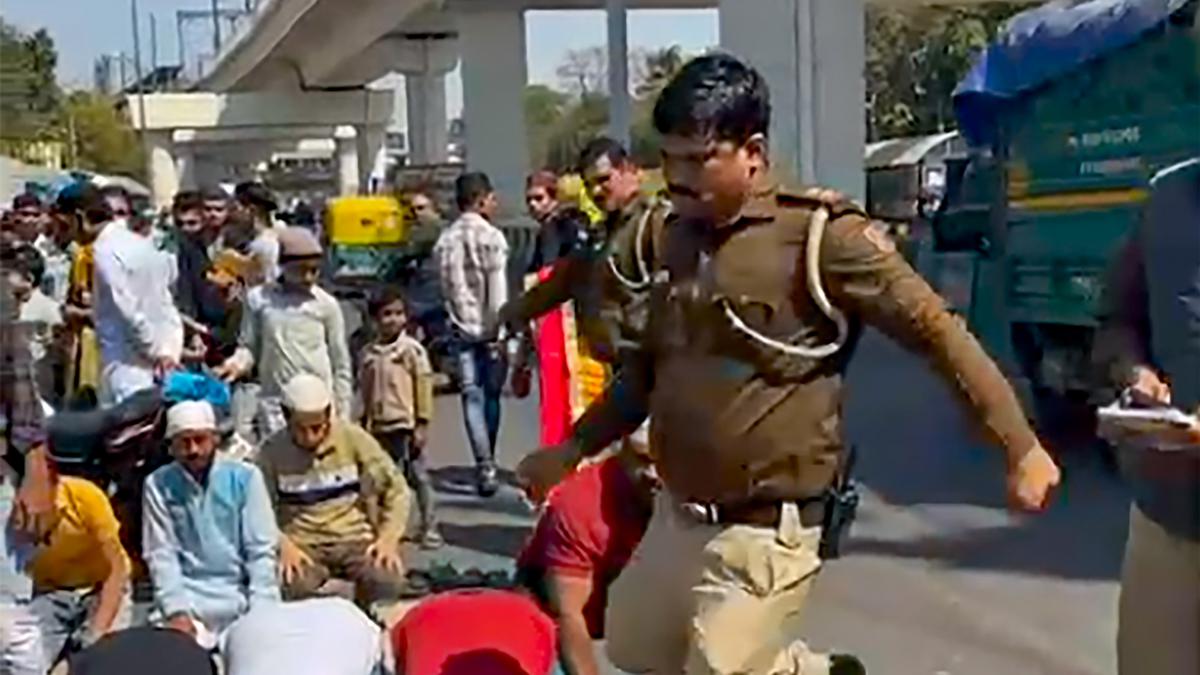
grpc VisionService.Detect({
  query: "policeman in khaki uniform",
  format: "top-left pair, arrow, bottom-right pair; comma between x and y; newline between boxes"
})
499,138 -> 673,368
518,54 -> 1061,675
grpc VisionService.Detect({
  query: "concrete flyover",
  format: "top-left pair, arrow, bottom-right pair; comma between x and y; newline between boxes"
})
133,0 -> 1039,212
127,90 -> 394,208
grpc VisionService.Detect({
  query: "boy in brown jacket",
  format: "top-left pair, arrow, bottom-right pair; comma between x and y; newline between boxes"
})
359,289 -> 442,549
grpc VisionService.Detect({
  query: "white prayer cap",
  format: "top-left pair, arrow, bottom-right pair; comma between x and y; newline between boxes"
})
166,400 -> 217,439
282,373 -> 332,413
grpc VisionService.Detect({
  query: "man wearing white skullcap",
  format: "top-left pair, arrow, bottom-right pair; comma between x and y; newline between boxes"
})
143,400 -> 280,641
256,374 -> 410,607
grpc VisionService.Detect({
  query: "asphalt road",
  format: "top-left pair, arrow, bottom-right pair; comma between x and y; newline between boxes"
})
412,330 -> 1128,675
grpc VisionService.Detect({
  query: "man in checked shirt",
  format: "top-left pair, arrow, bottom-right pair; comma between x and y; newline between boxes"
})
433,172 -> 510,497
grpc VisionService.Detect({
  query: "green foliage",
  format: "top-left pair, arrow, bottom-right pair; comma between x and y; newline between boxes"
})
866,3 -> 1023,139
529,46 -> 688,172
634,45 -> 685,99
0,20 -> 143,178
525,84 -> 569,170
542,93 -> 609,171
0,20 -> 62,141
528,5 -> 1026,165
62,92 -> 145,180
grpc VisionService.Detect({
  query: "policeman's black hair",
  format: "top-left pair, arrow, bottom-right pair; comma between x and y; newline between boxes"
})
455,172 -> 494,212
1,243 -> 46,287
653,53 -> 771,145
368,287 -> 408,318
578,137 -> 630,172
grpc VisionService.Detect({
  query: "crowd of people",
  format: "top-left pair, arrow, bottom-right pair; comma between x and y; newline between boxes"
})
1,49 -> 1194,675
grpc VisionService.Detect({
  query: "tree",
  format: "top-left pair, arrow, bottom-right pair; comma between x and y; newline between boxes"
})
630,46 -> 688,166
533,45 -> 692,172
0,20 -> 62,141
865,3 -> 1024,139
633,45 -> 685,99
556,47 -> 608,97
543,93 -> 609,172
525,84 -> 568,169
62,92 -> 145,180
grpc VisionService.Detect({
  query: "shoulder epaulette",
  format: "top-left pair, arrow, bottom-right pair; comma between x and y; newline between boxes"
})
776,185 -> 866,218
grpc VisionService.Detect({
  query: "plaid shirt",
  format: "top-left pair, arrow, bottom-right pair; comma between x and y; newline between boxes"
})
433,212 -> 509,340
1,275 -> 46,462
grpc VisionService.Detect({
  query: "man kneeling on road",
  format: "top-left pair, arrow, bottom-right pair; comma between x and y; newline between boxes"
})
143,400 -> 280,641
257,374 -> 410,609
515,422 -> 655,675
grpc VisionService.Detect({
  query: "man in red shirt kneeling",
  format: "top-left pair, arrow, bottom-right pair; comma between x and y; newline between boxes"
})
515,423 -> 657,675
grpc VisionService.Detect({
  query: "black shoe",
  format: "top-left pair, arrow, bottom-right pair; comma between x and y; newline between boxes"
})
476,466 -> 499,497
830,654 -> 866,675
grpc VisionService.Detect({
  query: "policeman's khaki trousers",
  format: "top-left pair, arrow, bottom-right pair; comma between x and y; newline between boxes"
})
605,491 -> 831,675
1117,505 -> 1200,675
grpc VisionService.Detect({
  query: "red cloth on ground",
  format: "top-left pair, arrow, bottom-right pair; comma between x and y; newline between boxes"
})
392,589 -> 558,675
516,457 -> 651,638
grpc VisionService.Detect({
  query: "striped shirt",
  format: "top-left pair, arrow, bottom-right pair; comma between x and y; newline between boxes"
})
256,420 -> 410,548
433,212 -> 509,340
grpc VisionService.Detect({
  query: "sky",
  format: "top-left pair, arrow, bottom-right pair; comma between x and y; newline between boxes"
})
2,2 -> 718,119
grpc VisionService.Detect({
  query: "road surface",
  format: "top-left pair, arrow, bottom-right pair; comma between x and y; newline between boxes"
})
411,330 -> 1127,675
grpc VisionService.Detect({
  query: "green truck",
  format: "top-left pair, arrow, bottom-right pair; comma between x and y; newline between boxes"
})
927,0 -> 1200,447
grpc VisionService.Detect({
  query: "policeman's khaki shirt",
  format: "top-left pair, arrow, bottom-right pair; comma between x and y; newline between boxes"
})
502,193 -> 671,364
577,177 -> 1039,506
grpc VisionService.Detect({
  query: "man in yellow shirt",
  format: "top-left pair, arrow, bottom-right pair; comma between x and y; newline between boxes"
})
27,442 -> 130,667
256,374 -> 410,609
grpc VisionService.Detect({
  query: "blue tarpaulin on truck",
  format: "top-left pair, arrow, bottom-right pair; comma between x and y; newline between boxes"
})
953,0 -> 1194,147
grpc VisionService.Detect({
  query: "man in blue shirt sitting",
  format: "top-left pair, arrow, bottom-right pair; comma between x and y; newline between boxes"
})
143,400 -> 280,643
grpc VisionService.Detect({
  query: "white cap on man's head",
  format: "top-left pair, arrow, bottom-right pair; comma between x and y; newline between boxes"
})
282,373 -> 332,412
166,400 -> 217,439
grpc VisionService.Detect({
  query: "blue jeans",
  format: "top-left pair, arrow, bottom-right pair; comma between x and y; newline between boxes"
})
29,586 -> 132,666
456,341 -> 504,470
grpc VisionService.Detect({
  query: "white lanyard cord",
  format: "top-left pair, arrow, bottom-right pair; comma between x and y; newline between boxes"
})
719,206 -> 849,359
607,204 -> 655,291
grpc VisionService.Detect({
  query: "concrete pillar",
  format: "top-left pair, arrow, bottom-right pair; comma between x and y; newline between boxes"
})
356,124 -> 387,193
606,0 -> 631,147
334,125 -> 360,196
458,7 -> 529,219
175,139 -> 197,192
719,0 -> 866,200
405,71 -> 448,165
145,131 -> 180,210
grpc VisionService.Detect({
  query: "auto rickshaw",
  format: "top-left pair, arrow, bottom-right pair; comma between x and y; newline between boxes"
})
325,195 -> 409,286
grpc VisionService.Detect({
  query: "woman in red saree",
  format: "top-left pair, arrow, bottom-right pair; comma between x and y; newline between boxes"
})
516,172 -> 606,445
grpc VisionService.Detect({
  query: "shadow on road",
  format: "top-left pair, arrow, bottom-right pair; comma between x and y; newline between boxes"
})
440,522 -> 532,558
842,330 -> 1130,581
441,496 -> 537,520
430,466 -> 522,496
848,484 -> 1130,580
